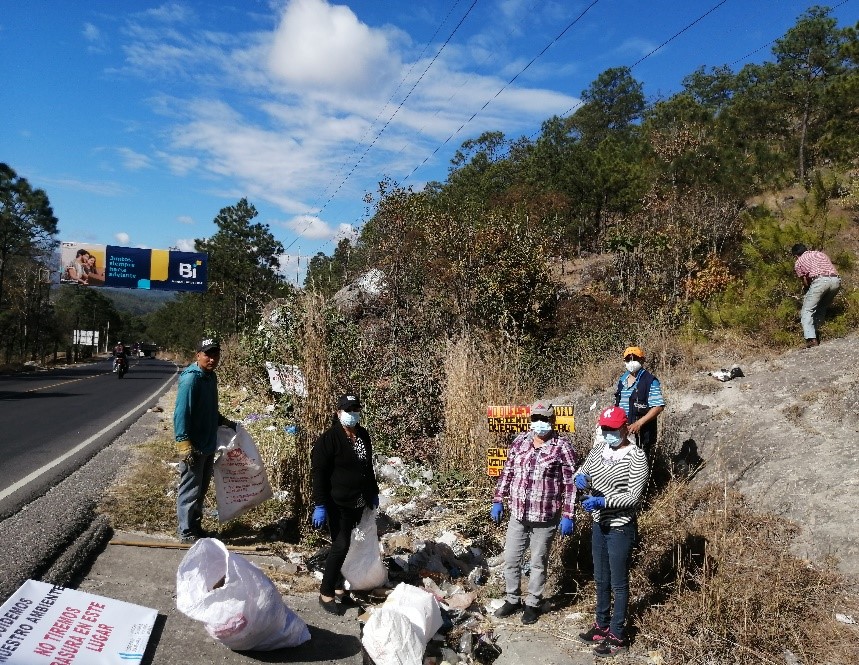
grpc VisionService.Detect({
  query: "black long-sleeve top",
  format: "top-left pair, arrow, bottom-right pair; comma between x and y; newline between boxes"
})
311,414 -> 380,508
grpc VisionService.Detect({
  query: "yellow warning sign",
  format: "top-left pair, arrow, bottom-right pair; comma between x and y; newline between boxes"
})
485,404 -> 575,433
486,446 -> 508,477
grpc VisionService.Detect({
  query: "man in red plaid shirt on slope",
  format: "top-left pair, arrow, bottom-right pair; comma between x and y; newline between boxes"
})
792,243 -> 841,348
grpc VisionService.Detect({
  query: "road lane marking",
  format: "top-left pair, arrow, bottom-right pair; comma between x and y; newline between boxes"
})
0,372 -> 176,503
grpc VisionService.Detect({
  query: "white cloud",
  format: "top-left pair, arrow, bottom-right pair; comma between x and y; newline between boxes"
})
117,147 -> 152,170
177,215 -> 194,225
282,214 -> 336,240
115,232 -> 130,244
83,22 -> 100,42
268,0 -> 400,93
174,238 -> 197,252
119,0 -> 580,234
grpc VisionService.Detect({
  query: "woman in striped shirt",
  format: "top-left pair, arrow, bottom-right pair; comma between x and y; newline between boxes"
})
575,406 -> 649,658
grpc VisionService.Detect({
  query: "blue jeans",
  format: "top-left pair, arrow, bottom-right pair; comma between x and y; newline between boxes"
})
176,452 -> 215,537
503,516 -> 558,608
592,520 -> 636,639
801,276 -> 841,340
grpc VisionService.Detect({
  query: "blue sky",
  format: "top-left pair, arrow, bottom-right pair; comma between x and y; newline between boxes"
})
3,1 -> 857,284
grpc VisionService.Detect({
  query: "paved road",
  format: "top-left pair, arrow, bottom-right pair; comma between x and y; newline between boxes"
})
0,357 -> 177,520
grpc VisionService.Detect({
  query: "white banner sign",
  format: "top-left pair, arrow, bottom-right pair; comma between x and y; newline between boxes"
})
264,362 -> 307,397
73,331 -> 100,346
0,580 -> 156,664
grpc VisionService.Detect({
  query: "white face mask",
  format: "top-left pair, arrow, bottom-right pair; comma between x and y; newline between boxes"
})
339,411 -> 360,428
602,430 -> 624,448
530,420 -> 553,436
625,360 -> 642,374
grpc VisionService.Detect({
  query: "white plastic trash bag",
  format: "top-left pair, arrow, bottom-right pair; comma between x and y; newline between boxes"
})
361,583 -> 443,665
341,507 -> 388,591
214,424 -> 274,522
176,538 -> 310,651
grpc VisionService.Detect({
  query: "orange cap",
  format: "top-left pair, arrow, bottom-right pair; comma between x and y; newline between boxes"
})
623,346 -> 645,360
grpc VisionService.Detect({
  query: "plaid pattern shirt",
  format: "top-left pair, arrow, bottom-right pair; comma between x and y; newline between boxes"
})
794,251 -> 838,279
493,431 -> 577,522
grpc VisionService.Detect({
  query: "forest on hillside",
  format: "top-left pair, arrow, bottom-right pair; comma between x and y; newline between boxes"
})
1,6 -> 857,382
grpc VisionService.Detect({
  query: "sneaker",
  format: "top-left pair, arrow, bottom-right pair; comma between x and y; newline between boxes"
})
594,632 -> 627,658
493,601 -> 522,618
579,623 -> 609,644
318,596 -> 342,616
179,534 -> 199,544
521,605 -> 540,625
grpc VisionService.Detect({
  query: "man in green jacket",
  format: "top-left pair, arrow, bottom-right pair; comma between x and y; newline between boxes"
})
173,337 -> 235,543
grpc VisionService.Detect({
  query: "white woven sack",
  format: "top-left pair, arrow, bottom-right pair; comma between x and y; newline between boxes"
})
176,538 -> 310,651
214,424 -> 274,522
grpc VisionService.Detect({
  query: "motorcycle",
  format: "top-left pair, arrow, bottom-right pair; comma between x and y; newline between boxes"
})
113,356 -> 128,379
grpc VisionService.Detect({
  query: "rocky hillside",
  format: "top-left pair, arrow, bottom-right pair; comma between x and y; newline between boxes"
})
556,331 -> 859,580
668,332 -> 859,579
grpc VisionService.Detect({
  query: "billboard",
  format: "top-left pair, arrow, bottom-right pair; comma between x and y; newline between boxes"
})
59,242 -> 207,292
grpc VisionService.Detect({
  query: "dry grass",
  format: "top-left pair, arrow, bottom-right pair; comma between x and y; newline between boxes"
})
630,480 -> 859,664
99,386 -> 295,540
98,432 -> 179,535
438,333 -> 535,489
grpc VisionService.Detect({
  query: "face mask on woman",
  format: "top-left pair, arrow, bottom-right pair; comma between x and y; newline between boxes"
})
530,420 -> 553,436
339,411 -> 360,428
625,360 -> 642,374
602,430 -> 624,448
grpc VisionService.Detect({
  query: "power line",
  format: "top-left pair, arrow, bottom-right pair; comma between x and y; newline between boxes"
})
401,0 -> 602,183
312,0 -> 467,208
282,0 -> 480,253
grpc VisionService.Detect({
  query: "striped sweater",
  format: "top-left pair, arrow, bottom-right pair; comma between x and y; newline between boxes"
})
578,436 -> 649,526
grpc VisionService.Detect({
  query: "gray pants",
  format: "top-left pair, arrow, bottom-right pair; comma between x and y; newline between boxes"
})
801,276 -> 841,340
502,516 -> 558,608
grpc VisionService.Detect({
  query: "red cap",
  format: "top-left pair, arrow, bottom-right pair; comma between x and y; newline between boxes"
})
598,406 -> 627,429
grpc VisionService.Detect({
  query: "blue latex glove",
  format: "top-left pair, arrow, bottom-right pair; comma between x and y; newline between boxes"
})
370,495 -> 380,509
312,505 -> 327,528
490,502 -> 504,524
574,473 -> 590,491
582,496 -> 606,512
559,516 -> 574,536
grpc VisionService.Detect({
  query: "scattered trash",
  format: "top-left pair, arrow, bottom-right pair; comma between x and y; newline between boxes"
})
835,613 -> 856,624
782,649 -> 801,665
708,365 -> 744,382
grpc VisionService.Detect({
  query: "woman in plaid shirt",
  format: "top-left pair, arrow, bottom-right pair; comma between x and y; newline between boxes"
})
490,401 -> 577,625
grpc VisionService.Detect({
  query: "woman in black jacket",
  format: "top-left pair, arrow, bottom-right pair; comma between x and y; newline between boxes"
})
311,392 -> 380,615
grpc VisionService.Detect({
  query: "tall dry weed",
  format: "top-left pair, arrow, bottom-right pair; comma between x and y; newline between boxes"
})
288,292 -> 333,527
438,333 -> 535,490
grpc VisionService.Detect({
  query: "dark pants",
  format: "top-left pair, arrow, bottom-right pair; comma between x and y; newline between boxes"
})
176,452 -> 215,538
320,504 -> 364,597
592,520 -> 637,640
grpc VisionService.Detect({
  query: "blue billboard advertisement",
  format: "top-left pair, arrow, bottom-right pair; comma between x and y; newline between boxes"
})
60,242 -> 208,292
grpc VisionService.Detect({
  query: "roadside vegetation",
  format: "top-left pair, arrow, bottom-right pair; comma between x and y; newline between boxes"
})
8,6 -> 859,662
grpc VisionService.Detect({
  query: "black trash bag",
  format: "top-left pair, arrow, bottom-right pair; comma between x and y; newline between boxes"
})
473,634 -> 502,664
306,546 -> 330,573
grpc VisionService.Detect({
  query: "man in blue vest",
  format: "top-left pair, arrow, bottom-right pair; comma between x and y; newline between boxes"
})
613,347 -> 665,455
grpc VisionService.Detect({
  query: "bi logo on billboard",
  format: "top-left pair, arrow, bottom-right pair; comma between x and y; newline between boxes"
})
179,260 -> 203,279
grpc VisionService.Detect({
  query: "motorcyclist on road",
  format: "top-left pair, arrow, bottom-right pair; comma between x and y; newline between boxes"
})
113,342 -> 128,372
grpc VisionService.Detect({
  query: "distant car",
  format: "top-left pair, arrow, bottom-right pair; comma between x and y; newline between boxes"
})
139,343 -> 159,358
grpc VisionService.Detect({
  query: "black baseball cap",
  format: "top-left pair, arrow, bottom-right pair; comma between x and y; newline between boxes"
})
197,337 -> 221,353
337,393 -> 362,411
